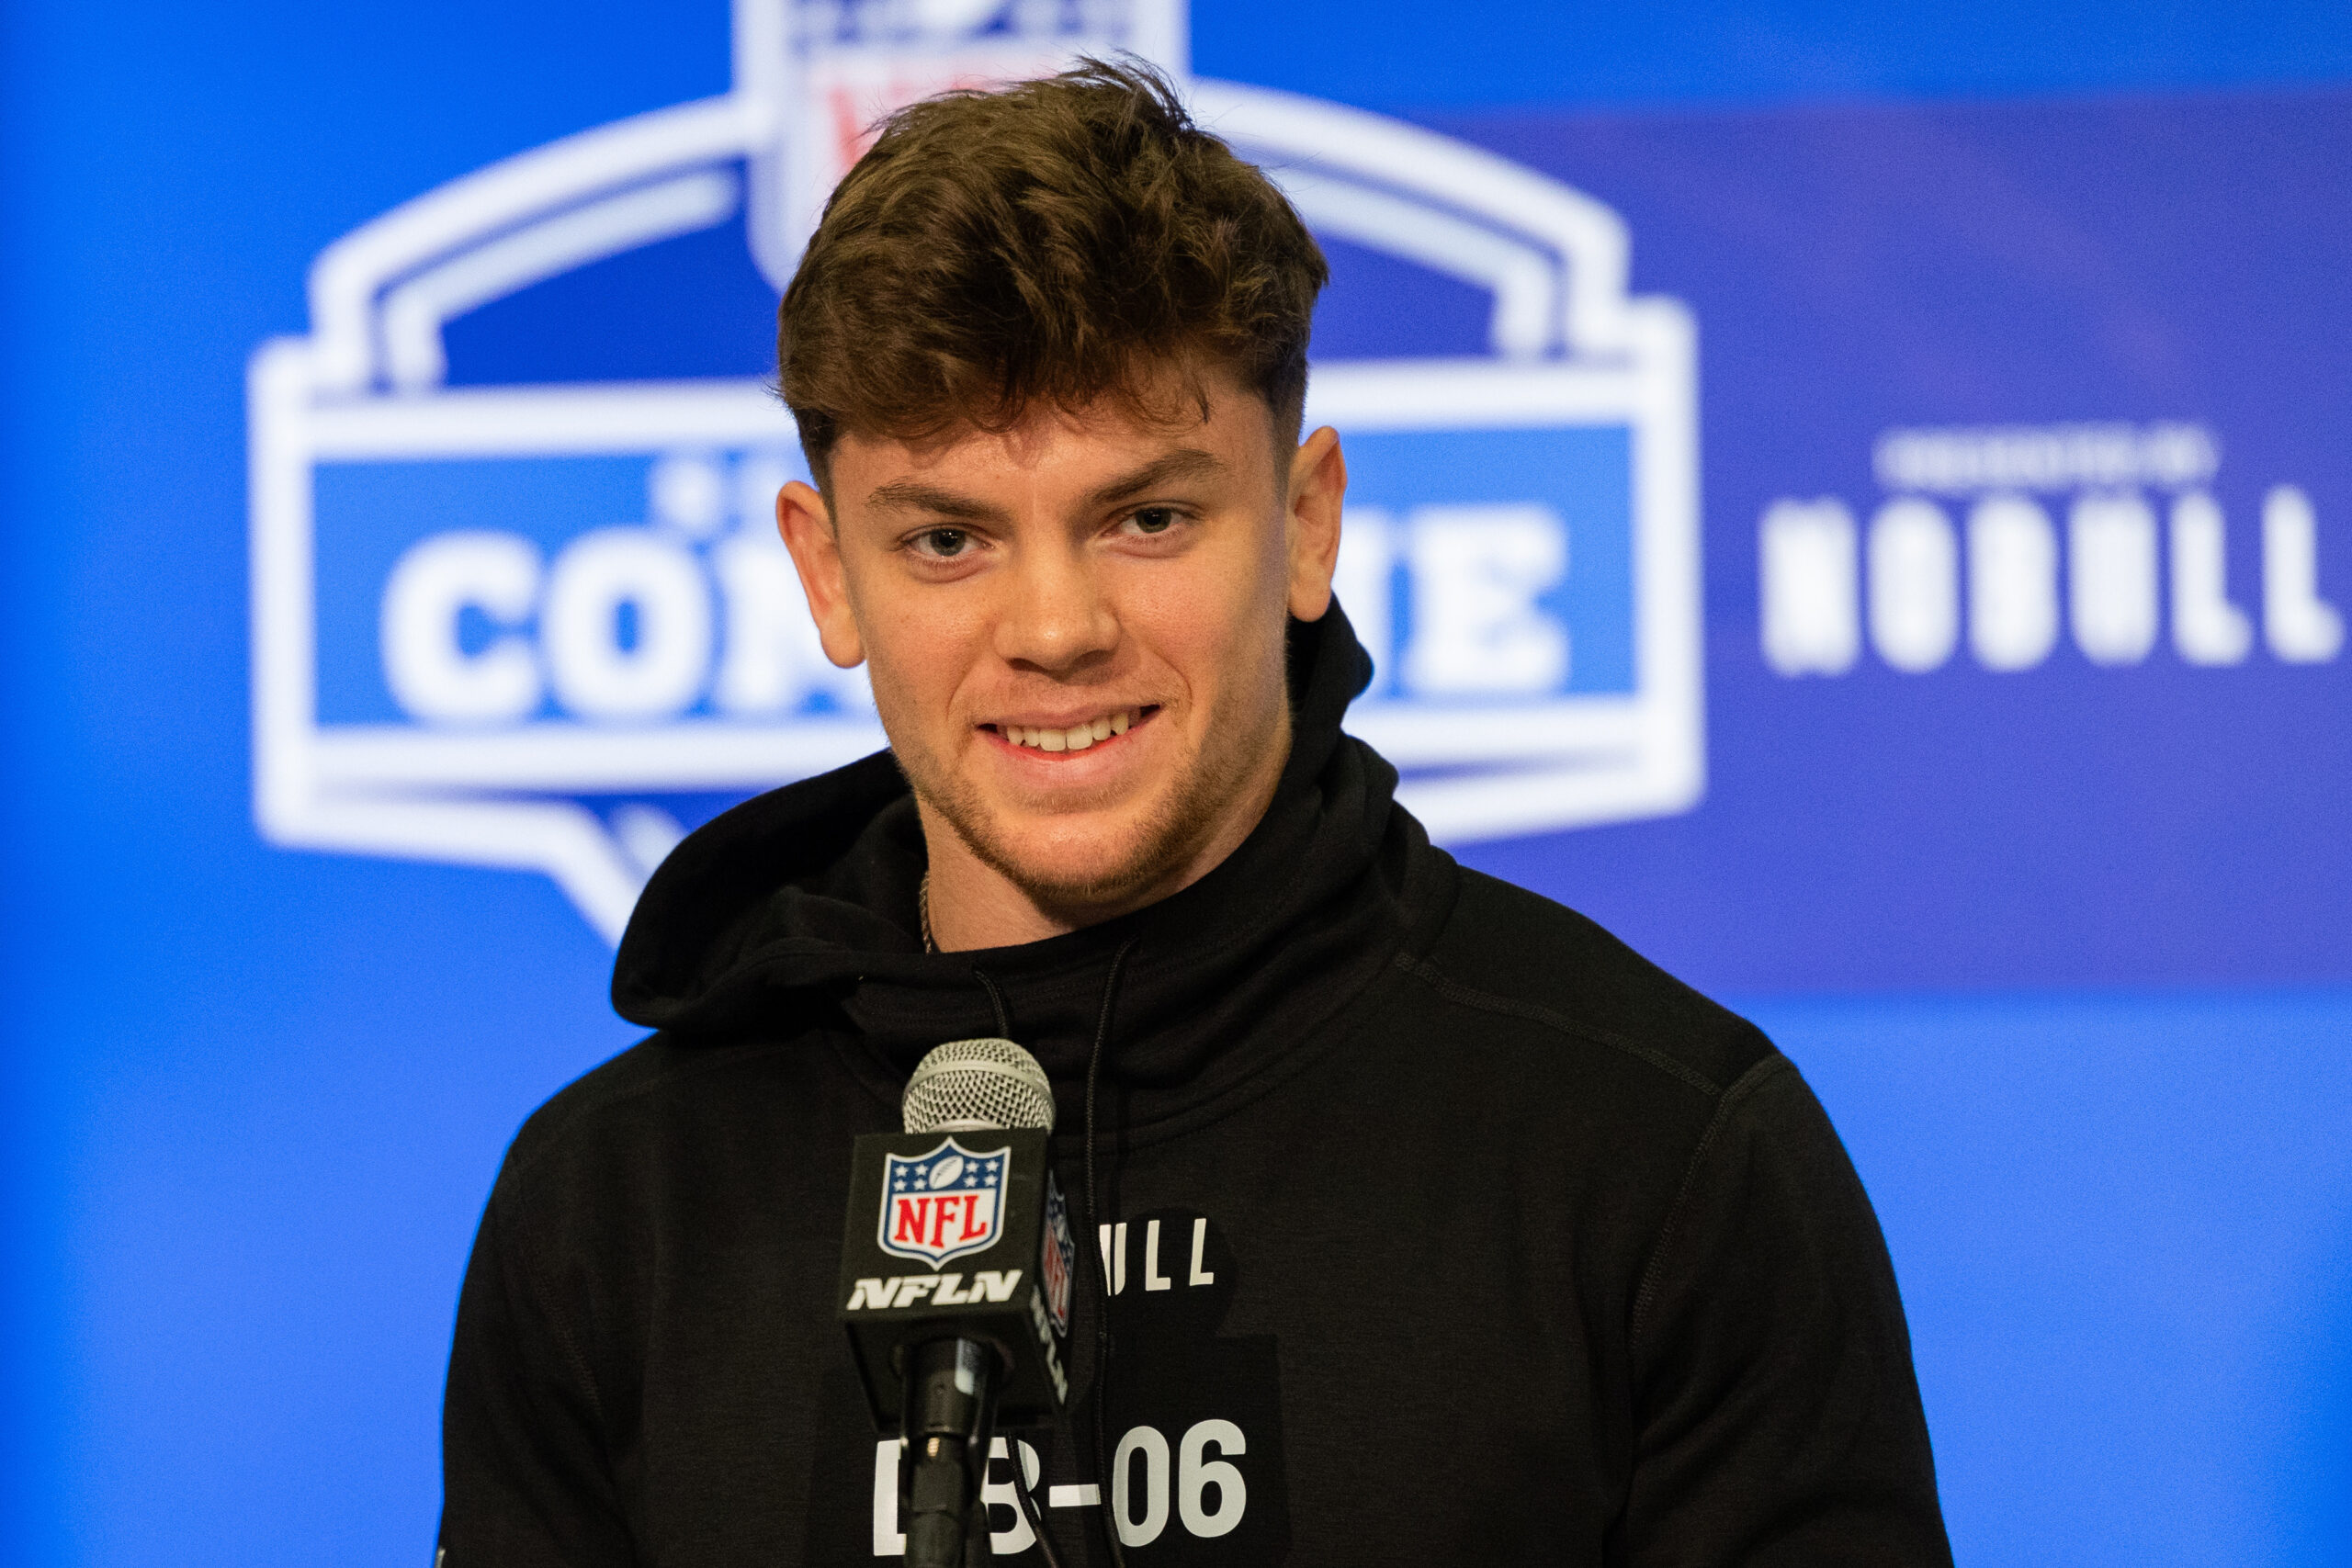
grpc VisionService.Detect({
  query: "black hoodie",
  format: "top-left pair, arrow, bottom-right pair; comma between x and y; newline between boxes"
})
439,607 -> 1951,1567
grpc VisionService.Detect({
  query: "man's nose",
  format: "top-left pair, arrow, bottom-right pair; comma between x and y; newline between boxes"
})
991,533 -> 1119,675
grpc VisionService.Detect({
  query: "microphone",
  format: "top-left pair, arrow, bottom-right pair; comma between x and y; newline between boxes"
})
837,1039 -> 1077,1568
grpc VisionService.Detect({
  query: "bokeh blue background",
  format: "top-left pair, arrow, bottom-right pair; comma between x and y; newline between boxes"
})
6,3 -> 2351,1563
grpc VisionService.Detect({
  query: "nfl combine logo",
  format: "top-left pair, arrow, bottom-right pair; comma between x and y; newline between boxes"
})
878,1140 -> 1010,1268
247,0 -> 1702,941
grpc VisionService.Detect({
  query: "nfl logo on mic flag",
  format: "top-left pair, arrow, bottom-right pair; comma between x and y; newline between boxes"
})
836,1127 -> 1069,1427
877,1140 -> 1009,1269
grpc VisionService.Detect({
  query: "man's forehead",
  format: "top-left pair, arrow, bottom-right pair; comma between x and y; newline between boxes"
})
837,386 -> 1272,512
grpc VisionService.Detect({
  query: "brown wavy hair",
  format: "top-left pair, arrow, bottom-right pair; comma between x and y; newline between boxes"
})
776,58 -> 1329,488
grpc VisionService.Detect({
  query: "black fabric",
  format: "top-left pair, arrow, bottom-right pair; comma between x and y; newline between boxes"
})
441,606 -> 1952,1567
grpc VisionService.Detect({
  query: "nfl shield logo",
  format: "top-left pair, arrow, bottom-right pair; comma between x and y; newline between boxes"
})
1039,1175 -> 1074,1337
877,1139 -> 1011,1268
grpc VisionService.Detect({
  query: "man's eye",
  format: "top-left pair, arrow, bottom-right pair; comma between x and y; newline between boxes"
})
1129,507 -> 1177,535
918,528 -> 969,557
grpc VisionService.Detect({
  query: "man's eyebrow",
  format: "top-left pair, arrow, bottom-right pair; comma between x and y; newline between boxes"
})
861,448 -> 1227,521
861,481 -> 1013,524
1085,448 -> 1227,509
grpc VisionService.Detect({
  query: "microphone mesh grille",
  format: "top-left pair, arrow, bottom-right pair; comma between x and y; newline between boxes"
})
902,1037 -> 1056,1134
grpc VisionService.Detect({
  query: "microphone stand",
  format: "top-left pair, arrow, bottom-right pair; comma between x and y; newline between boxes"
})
900,1337 -> 1000,1568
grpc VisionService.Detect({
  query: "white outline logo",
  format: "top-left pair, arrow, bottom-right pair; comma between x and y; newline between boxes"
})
249,0 -> 1702,942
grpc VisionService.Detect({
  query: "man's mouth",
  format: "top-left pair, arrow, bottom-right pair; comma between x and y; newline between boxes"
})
987,705 -> 1155,754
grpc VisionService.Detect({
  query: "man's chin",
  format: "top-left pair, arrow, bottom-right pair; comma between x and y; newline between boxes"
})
968,816 -> 1175,912
905,722 -> 1270,927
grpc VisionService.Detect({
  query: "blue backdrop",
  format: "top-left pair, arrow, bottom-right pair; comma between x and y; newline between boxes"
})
6,3 -> 2351,1564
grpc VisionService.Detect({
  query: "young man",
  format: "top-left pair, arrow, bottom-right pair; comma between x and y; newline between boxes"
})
439,62 -> 1951,1566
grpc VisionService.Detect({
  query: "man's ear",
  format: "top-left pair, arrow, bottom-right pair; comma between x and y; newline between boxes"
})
776,480 -> 866,669
1284,425 -> 1347,622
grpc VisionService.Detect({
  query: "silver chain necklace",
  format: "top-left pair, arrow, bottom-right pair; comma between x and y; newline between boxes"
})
918,871 -> 937,953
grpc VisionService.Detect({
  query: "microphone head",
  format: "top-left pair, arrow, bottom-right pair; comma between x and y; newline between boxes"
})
903,1037 -> 1055,1134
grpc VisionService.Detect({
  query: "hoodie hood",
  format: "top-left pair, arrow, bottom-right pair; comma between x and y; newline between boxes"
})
612,604 -> 1452,1122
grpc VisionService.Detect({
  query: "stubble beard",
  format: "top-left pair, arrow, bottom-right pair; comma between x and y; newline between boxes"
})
899,674 -> 1291,919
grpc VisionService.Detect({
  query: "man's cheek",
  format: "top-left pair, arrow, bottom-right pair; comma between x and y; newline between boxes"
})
860,649 -> 939,750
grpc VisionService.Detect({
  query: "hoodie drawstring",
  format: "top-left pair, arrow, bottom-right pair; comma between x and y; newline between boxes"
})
1082,938 -> 1137,1568
973,951 -> 1137,1568
969,964 -> 1072,1568
971,966 -> 1015,1041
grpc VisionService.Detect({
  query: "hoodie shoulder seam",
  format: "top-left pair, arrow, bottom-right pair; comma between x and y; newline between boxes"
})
487,1180 -> 613,1435
503,1037 -> 794,1186
1392,953 -> 1724,1098
1626,1053 -> 1795,1352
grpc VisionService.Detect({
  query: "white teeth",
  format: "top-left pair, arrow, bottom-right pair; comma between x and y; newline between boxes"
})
1003,707 -> 1140,752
